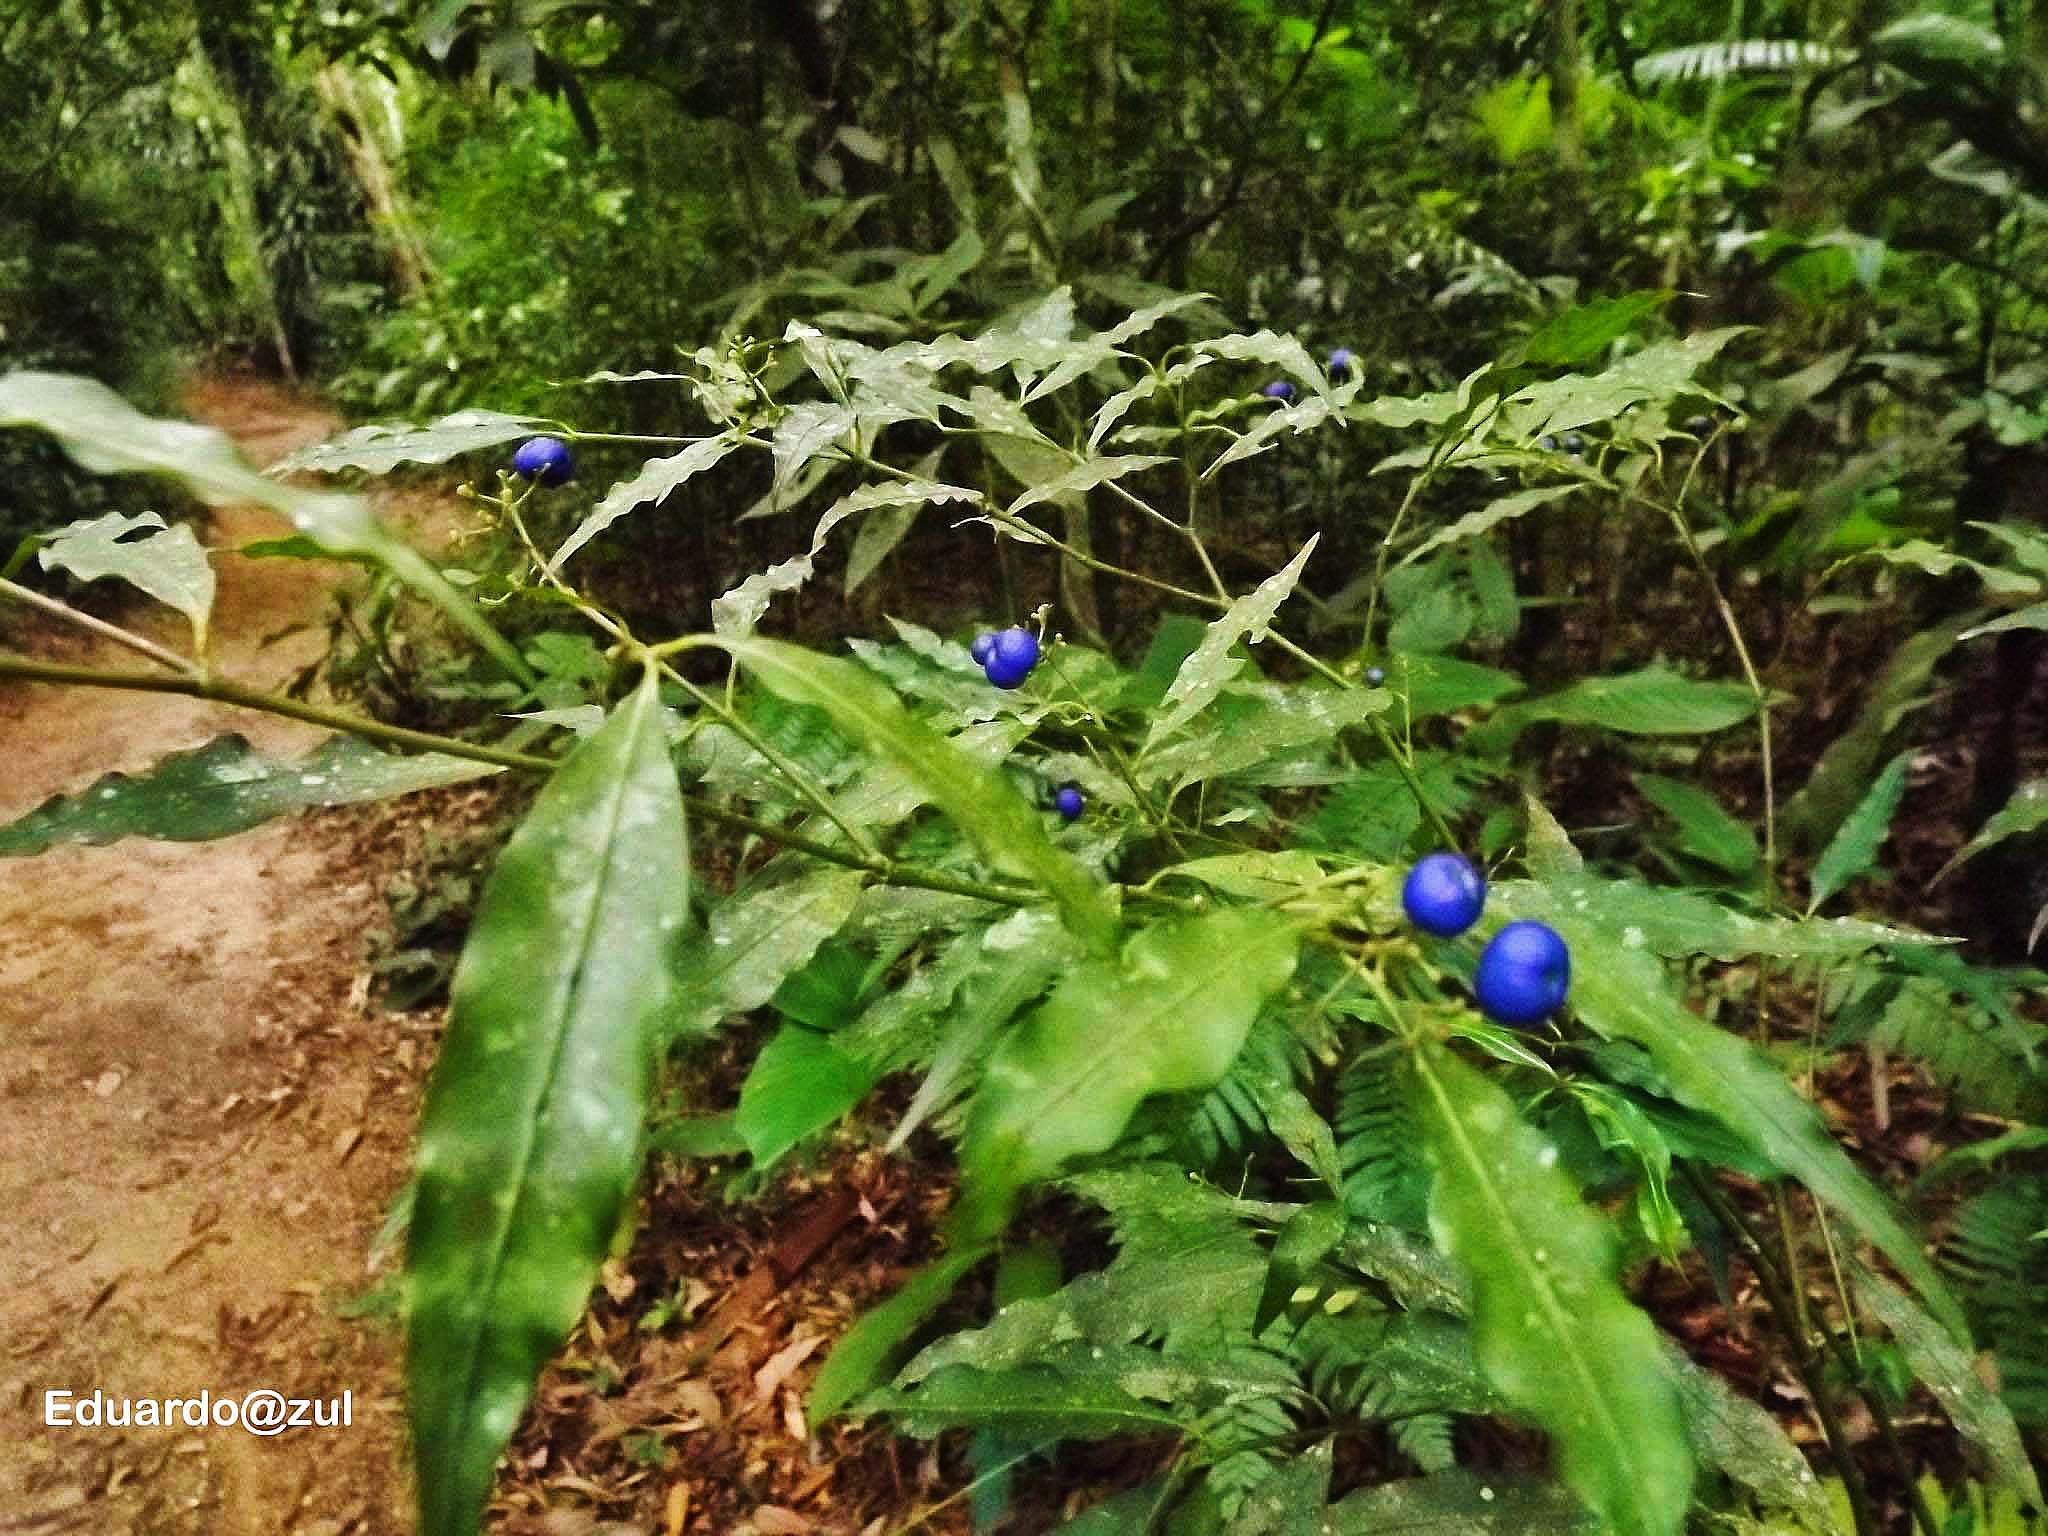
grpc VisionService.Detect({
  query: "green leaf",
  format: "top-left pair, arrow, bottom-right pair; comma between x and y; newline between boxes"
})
1632,773 -> 1759,879
1852,1261 -> 2043,1506
1514,896 -> 1972,1343
1145,540 -> 1318,750
863,1362 -> 1185,1440
1010,454 -> 1173,515
1254,1202 -> 1347,1336
1492,662 -> 1756,737
38,512 -> 214,650
1501,329 -> 1750,439
1406,1041 -> 1691,1536
735,1023 -> 881,1171
809,1244 -> 991,1422
1858,539 -> 2041,598
1934,776 -> 2048,885
1224,1440 -> 1332,1535
552,433 -> 743,568
0,733 -> 500,856
957,910 -> 1300,1242
1519,291 -> 1676,368
1666,1345 -> 1841,1529
1401,486 -> 1580,568
662,867 -> 866,1043
271,409 -> 545,474
1328,1470 -> 1598,1534
0,370 -> 531,684
1808,749 -> 1910,911
712,636 -> 1119,954
406,670 -> 686,1536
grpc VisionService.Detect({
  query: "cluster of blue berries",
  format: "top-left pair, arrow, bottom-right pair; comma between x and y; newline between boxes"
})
1536,432 -> 1586,457
1261,348 -> 1356,403
511,435 -> 575,487
970,626 -> 1041,690
1401,851 -> 1571,1026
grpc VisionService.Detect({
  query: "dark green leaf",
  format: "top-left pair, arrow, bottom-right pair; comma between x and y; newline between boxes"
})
1328,1470 -> 1598,1534
1632,773 -> 1760,879
734,1023 -> 880,1171
406,671 -> 687,1536
810,1245 -> 991,1423
1519,291 -> 1676,367
1254,1202 -> 1347,1336
1808,750 -> 1910,911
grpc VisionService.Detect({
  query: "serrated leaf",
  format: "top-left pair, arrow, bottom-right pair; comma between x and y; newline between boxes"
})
1500,328 -> 1750,439
0,733 -> 500,856
1519,291 -> 1676,367
957,910 -> 1300,1242
1853,1261 -> 2042,1505
552,433 -> 742,569
1145,541 -> 1317,749
1509,894 -> 1971,1344
772,401 -> 857,494
1225,1440 -> 1332,1535
1808,749 -> 1910,911
663,867 -> 866,1042
1328,1470 -> 1598,1534
1205,392 -> 1343,478
712,636 -> 1119,954
406,671 -> 686,1536
1859,540 -> 2041,598
735,1022 -> 880,1171
38,512 -> 214,648
1407,1041 -> 1691,1536
0,371 -> 529,683
1934,776 -> 2048,885
1401,485 -> 1579,567
1088,374 -> 1162,455
270,409 -> 545,474
1009,454 -> 1172,515
1633,773 -> 1759,879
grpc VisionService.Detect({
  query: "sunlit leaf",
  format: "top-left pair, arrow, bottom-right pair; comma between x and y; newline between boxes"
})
38,511 -> 214,649
270,409 -> 545,475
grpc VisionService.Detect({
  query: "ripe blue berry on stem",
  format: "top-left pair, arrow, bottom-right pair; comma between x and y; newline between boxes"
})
970,631 -> 997,666
1402,852 -> 1486,937
1328,347 -> 1356,380
982,626 -> 1040,689
1474,920 -> 1571,1025
512,435 -> 574,487
1365,665 -> 1386,687
1261,380 -> 1296,401
1054,785 -> 1084,821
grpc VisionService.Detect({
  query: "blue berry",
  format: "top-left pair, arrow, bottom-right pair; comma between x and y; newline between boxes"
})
970,632 -> 997,666
1474,920 -> 1571,1025
983,626 -> 1039,688
1365,666 -> 1386,687
1328,347 -> 1356,379
1261,380 -> 1296,401
512,436 -> 574,487
1054,785 -> 1084,821
1402,852 -> 1486,938
1538,434 -> 1557,452
1561,432 -> 1585,456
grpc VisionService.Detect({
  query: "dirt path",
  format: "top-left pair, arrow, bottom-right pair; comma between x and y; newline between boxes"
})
1,377 -> 422,1535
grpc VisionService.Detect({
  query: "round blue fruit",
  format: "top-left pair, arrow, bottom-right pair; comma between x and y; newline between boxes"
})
1054,785 -> 1084,821
1402,852 -> 1486,938
1561,432 -> 1585,455
1328,347 -> 1356,379
512,435 -> 574,487
1261,380 -> 1296,401
1365,665 -> 1386,687
1474,920 -> 1571,1025
970,631 -> 997,666
986,626 -> 1040,680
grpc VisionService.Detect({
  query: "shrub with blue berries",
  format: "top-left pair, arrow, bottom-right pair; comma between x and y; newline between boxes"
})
511,436 -> 574,487
1474,920 -> 1571,1025
1261,381 -> 1296,402
980,626 -> 1040,689
1402,852 -> 1486,938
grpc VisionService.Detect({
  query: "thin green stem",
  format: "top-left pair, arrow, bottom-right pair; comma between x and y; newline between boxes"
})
0,577 -> 201,676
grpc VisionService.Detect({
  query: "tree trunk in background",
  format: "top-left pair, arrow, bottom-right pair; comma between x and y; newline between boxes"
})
313,64 -> 433,299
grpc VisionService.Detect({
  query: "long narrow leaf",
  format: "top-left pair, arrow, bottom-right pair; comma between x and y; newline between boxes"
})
405,671 -> 687,1536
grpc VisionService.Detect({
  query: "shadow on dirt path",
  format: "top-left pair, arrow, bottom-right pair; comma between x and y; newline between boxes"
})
1,376 -> 425,1535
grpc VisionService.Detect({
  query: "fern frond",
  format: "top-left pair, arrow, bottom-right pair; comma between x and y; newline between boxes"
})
1637,39 -> 1849,84
1833,970 -> 2048,1118
1942,1173 -> 2048,1425
1337,1052 -> 1431,1232
1180,1011 -> 1317,1172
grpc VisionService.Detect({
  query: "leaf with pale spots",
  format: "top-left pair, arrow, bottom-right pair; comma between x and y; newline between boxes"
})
406,670 -> 687,1536
0,733 -> 500,856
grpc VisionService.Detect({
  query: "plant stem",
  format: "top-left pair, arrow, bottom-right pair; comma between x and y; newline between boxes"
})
0,577 -> 201,676
0,652 -> 1053,912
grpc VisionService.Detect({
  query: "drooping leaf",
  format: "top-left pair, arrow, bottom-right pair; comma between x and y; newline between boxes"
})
0,370 -> 531,683
1145,541 -> 1318,749
1853,1261 -> 2043,1506
1009,454 -> 1173,515
1807,749 -> 1911,911
734,1022 -> 880,1171
38,512 -> 214,649
1666,1346 -> 1841,1530
406,670 -> 687,1536
1512,893 -> 1971,1343
1934,776 -> 2048,885
1497,873 -> 1921,961
0,733 -> 501,856
956,910 -> 1300,1242
809,1244 -> 992,1423
551,433 -> 743,569
1400,486 -> 1580,567
662,867 -> 866,1043
1406,1040 -> 1691,1536
1489,662 -> 1756,738
271,409 -> 546,475
711,636 -> 1120,953
1518,291 -> 1676,367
